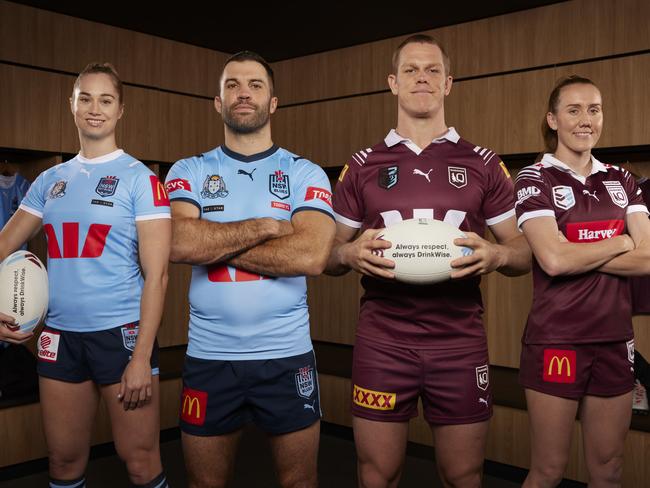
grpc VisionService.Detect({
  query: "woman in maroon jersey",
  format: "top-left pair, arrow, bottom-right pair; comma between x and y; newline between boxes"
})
514,75 -> 650,487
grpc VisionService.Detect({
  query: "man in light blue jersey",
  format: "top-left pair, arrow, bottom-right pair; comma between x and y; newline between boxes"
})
166,51 -> 335,488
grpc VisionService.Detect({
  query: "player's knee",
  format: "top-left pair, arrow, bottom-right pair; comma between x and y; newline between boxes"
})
277,469 -> 317,488
528,462 -> 566,487
588,453 -> 623,484
48,451 -> 86,479
437,462 -> 482,488
187,472 -> 228,488
358,460 -> 401,488
119,447 -> 160,484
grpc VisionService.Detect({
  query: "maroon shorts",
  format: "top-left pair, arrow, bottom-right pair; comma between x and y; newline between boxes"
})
519,340 -> 635,400
351,337 -> 492,425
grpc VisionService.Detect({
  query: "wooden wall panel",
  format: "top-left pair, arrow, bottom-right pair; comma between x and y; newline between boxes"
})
0,64 -> 62,152
0,1 -> 228,98
0,378 -> 182,468
272,0 -> 650,105
307,273 -> 359,345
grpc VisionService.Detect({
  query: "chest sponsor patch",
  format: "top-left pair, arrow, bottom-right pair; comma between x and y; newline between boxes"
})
269,170 -> 290,199
149,175 -> 170,206
353,384 -> 396,411
305,186 -> 332,207
166,178 -> 192,193
565,219 -> 624,242
603,181 -> 628,208
543,349 -> 576,384
552,186 -> 575,210
37,330 -> 60,362
95,176 -> 119,197
91,199 -> 114,207
271,201 -> 291,211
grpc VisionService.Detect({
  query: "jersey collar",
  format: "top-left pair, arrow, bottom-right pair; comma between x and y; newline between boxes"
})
384,127 -> 460,155
541,153 -> 608,184
221,144 -> 279,163
76,149 -> 124,164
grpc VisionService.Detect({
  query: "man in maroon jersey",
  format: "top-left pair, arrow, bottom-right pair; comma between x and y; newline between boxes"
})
326,34 -> 530,488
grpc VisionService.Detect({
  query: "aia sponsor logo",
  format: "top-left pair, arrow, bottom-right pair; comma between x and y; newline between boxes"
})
43,223 -> 112,259
207,264 -> 271,282
271,201 -> 291,211
165,178 -> 191,193
565,220 -> 624,243
180,387 -> 208,426
305,187 -> 332,207
543,349 -> 576,384
353,384 -> 396,411
150,176 -> 170,207
475,365 -> 489,391
37,331 -> 60,362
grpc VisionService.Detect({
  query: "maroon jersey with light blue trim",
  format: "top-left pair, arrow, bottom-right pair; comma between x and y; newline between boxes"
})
333,129 -> 515,349
515,154 -> 648,344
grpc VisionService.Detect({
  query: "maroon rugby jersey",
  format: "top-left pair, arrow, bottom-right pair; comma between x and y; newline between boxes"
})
333,128 -> 515,349
515,153 -> 648,344
630,178 -> 650,314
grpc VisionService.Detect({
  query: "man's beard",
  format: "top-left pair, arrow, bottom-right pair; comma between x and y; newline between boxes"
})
222,101 -> 271,134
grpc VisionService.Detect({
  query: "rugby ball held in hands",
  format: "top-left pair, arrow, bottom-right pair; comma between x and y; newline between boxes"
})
375,218 -> 473,284
0,250 -> 48,333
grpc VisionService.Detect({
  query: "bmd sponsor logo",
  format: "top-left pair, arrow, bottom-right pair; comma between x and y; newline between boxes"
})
353,384 -> 396,411
565,220 -> 624,243
543,349 -> 576,384
516,186 -> 541,205
181,387 -> 208,426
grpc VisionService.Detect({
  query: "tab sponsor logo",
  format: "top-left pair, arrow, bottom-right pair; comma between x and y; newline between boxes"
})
353,384 -> 396,411
181,387 -> 208,426
565,220 -> 624,243
543,349 -> 576,384
305,187 -> 332,207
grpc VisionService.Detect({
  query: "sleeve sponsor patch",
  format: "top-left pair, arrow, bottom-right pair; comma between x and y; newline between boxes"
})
499,161 -> 511,179
338,164 -> 349,182
166,178 -> 192,193
150,175 -> 170,207
305,186 -> 332,207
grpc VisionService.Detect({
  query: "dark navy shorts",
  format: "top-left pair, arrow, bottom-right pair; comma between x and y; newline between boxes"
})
351,337 -> 492,425
180,350 -> 321,436
36,323 -> 160,385
519,340 -> 635,400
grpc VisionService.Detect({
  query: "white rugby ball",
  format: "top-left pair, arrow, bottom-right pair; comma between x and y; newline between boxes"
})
375,218 -> 473,285
0,250 -> 48,333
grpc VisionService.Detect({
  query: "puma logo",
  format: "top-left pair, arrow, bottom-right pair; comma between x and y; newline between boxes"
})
413,168 -> 432,183
304,401 -> 316,413
478,397 -> 489,407
79,168 -> 91,178
582,189 -> 599,201
237,168 -> 256,181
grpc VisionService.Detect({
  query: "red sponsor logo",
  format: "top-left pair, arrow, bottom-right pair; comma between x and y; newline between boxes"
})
37,331 -> 60,363
150,175 -> 170,207
44,223 -> 112,259
271,201 -> 291,211
165,178 -> 192,193
353,384 -> 396,410
565,220 -> 624,243
207,264 -> 271,282
40,335 -> 51,349
180,387 -> 208,426
543,349 -> 576,383
305,186 -> 332,207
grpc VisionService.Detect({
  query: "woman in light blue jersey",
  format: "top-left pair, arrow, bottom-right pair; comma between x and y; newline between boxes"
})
0,63 -> 171,488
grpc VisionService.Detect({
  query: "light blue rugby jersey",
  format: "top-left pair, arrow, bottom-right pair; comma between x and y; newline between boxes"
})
166,145 -> 334,360
19,150 -> 170,332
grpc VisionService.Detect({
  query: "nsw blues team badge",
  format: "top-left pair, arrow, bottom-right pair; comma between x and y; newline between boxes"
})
49,180 -> 67,199
603,181 -> 628,208
295,365 -> 315,399
121,325 -> 139,351
269,170 -> 290,199
95,176 -> 119,197
201,175 -> 229,198
378,166 -> 398,190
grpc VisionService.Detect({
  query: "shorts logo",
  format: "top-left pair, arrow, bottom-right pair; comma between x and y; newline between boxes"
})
271,201 -> 291,211
543,349 -> 576,383
37,331 -> 60,362
201,175 -> 229,199
448,167 -> 467,189
552,186 -> 575,210
181,387 -> 208,426
269,170 -> 290,200
475,365 -> 489,391
305,186 -> 332,207
95,176 -> 119,197
353,384 -> 396,411
165,178 -> 192,193
295,366 -> 315,399
121,325 -> 139,351
627,339 -> 635,364
603,181 -> 628,208
49,180 -> 67,199
378,166 -> 399,190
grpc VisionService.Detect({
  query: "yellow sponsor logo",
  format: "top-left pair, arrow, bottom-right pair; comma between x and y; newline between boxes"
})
353,384 -> 396,411
548,356 -> 571,377
182,395 -> 201,419
338,164 -> 349,182
499,161 -> 511,179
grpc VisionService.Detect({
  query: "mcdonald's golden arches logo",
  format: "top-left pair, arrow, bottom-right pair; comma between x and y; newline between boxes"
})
181,387 -> 208,426
542,349 -> 576,384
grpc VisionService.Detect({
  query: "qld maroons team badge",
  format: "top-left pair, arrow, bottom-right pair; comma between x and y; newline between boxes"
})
96,176 -> 119,197
603,181 -> 628,208
295,365 -> 315,399
475,365 -> 489,391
